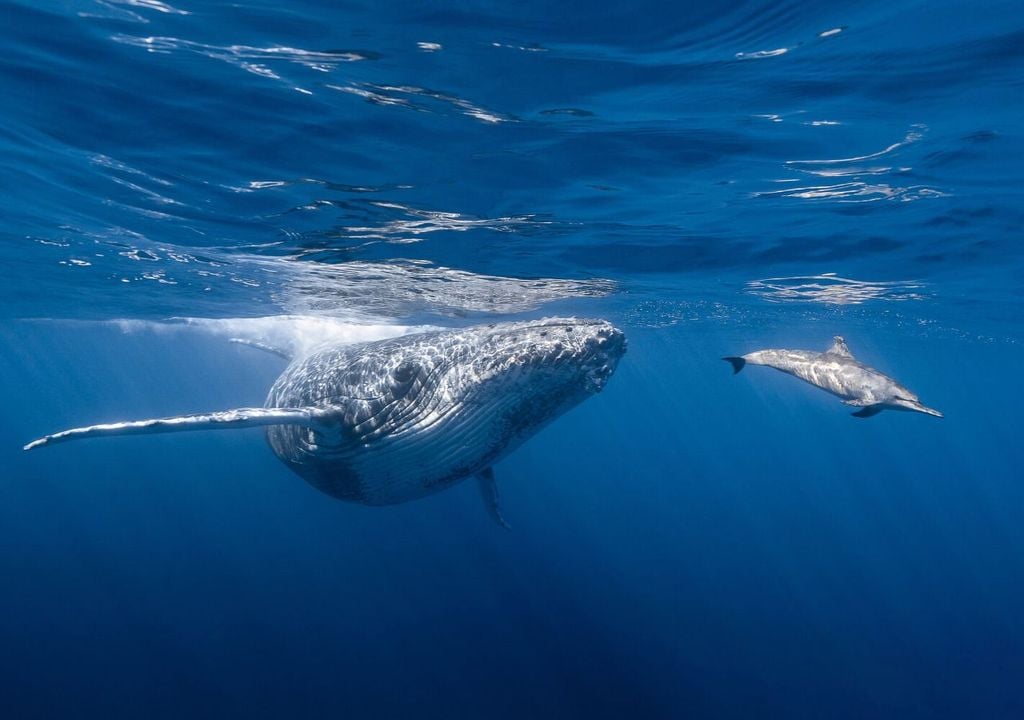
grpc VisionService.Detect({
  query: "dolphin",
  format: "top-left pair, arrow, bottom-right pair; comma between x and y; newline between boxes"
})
24,318 -> 627,526
723,336 -> 941,418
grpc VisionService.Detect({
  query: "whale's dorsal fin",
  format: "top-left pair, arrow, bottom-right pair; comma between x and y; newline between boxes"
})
24,407 -> 334,450
827,336 -> 853,358
230,338 -> 293,360
476,467 -> 510,529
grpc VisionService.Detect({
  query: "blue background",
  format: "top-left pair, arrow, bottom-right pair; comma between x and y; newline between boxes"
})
1,0 -> 1022,717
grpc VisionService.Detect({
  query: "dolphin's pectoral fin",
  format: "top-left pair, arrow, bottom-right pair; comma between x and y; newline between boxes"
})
827,336 -> 853,358
229,338 -> 293,360
476,467 -> 510,529
851,405 -> 883,418
23,407 -> 333,450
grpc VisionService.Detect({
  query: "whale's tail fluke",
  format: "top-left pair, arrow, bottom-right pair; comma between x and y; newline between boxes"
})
723,357 -> 746,374
23,407 -> 334,451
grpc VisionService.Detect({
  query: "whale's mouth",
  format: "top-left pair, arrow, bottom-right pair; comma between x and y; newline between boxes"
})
580,325 -> 626,392
584,361 -> 617,392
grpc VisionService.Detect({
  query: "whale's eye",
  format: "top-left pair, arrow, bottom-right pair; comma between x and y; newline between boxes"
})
392,362 -> 417,384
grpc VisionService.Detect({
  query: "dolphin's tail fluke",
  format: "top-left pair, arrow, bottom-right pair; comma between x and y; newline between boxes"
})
23,407 -> 334,451
723,357 -> 746,374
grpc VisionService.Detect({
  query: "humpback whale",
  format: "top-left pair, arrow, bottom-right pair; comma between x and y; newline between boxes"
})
25,318 -> 626,526
724,336 -> 941,418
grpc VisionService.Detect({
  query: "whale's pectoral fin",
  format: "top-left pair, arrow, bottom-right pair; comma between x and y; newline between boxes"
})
827,336 -> 853,358
476,467 -> 510,530
851,405 -> 883,418
24,407 -> 333,451
229,338 -> 293,360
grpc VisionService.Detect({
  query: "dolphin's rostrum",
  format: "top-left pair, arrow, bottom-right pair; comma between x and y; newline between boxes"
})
724,336 -> 941,418
25,318 -> 627,526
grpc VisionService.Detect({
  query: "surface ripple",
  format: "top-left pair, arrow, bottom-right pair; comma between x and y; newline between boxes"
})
0,0 -> 1020,339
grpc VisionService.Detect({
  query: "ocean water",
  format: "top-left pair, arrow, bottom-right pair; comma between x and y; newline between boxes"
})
2,0 -> 1023,717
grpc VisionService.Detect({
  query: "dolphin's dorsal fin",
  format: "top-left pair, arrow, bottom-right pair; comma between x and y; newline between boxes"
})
827,336 -> 853,358
476,467 -> 510,529
24,407 -> 334,450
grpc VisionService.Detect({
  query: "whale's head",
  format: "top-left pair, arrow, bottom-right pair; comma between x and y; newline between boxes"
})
410,316 -> 627,463
409,317 -> 627,445
464,317 -> 626,395
265,317 -> 626,504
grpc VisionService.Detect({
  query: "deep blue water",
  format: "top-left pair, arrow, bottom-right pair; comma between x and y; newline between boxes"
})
2,0 -> 1023,717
